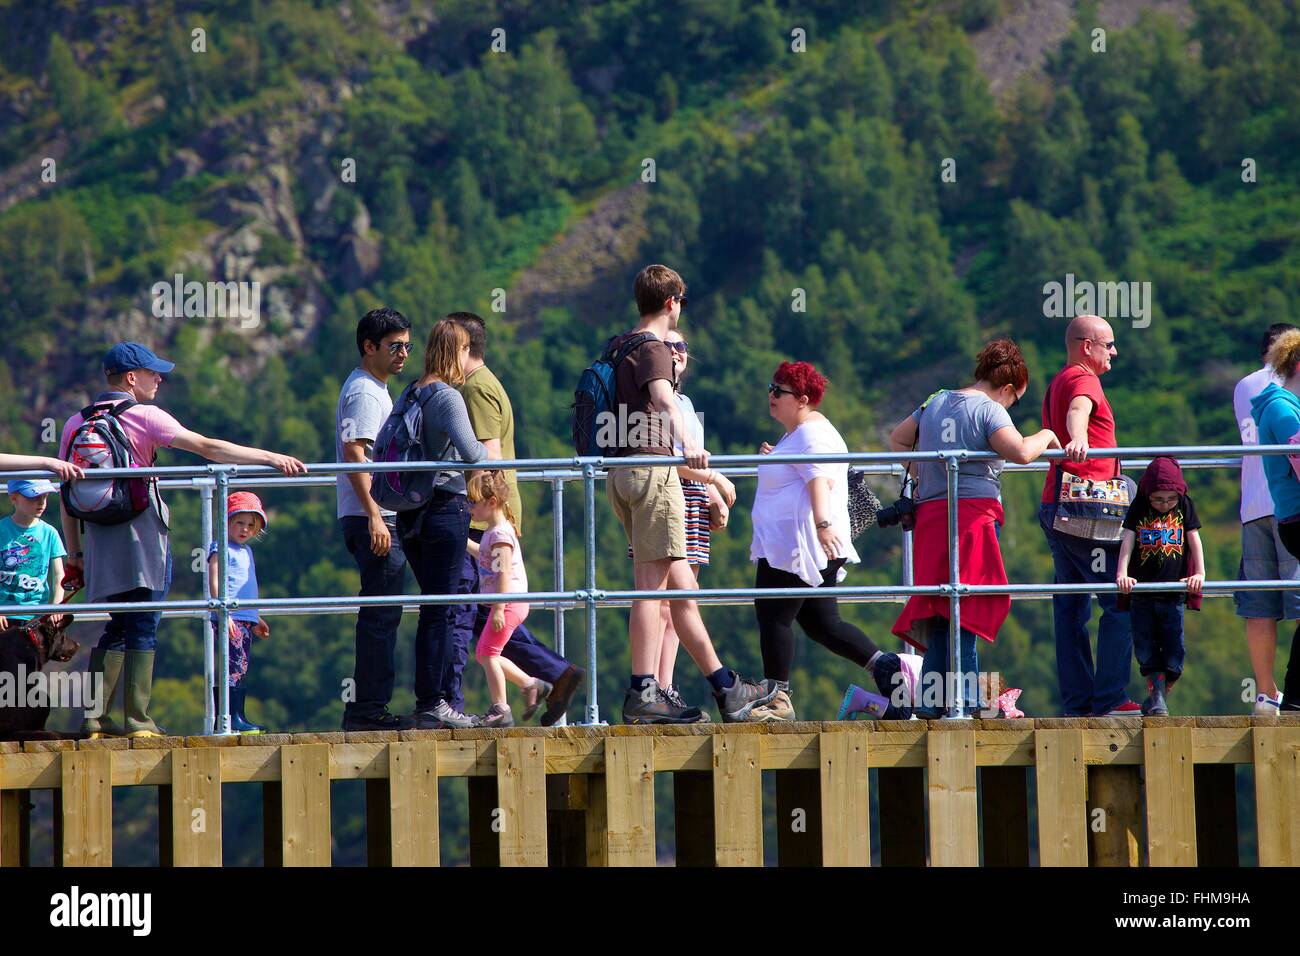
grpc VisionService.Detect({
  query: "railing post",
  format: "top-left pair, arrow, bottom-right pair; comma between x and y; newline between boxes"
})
198,480 -> 215,736
945,453 -> 963,719
583,462 -> 600,725
214,467 -> 234,736
552,477 -> 567,727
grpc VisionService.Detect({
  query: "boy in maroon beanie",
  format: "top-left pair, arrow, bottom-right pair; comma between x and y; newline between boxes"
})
1116,457 -> 1205,715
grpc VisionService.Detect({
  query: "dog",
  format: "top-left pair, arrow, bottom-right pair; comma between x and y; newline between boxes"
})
0,614 -> 80,741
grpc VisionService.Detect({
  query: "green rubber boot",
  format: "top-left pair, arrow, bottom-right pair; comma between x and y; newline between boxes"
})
81,649 -> 126,738
124,650 -> 165,738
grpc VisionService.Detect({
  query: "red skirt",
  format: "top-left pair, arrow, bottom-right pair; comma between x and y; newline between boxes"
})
892,497 -> 1009,648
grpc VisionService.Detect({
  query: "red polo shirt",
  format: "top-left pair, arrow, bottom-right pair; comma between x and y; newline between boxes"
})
1041,364 -> 1118,503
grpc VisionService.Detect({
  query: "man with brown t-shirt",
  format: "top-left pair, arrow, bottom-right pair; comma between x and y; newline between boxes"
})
608,264 -> 775,724
444,312 -> 582,726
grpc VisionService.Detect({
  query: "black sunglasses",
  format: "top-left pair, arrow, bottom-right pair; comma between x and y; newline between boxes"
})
768,383 -> 796,398
670,294 -> 688,308
668,341 -> 689,354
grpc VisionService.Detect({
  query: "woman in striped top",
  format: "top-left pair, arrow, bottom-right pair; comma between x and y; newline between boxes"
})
627,328 -> 736,710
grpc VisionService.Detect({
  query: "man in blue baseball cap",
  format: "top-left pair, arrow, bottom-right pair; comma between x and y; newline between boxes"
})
61,340 -> 308,738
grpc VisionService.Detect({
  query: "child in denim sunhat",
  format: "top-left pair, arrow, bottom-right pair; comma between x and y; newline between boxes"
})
1117,457 -> 1205,716
207,492 -> 271,733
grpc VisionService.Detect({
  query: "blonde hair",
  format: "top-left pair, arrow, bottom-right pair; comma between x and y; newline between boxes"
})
467,471 -> 520,536
424,319 -> 469,385
1267,329 -> 1300,381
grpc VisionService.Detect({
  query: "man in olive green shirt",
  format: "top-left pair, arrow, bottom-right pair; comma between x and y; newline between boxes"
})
446,312 -> 582,725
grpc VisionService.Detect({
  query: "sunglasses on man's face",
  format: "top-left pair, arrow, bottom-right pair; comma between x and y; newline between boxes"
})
768,383 -> 797,398
387,341 -> 414,355
670,294 -> 688,308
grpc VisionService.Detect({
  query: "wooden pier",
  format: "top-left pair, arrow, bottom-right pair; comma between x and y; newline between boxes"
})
2,717 -> 1296,866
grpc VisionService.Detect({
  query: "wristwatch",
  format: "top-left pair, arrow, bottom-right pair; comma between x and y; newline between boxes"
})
815,520 -> 831,530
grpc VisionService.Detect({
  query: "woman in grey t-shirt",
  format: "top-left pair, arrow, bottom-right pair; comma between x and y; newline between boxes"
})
885,339 -> 1060,717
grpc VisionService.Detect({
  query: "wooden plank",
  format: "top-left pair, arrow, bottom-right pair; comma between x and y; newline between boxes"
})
673,771 -> 715,867
389,742 -> 439,867
761,733 -> 821,771
1192,728 -> 1253,765
365,779 -> 391,866
584,773 -> 610,866
467,776 -> 500,866
653,735 -> 712,772
712,733 -> 763,867
1035,729 -> 1088,866
1143,726 -> 1197,866
820,731 -> 870,866
981,767 -> 1030,866
603,735 -> 656,866
1193,764 -> 1238,867
280,743 -> 331,867
877,768 -> 926,866
974,729 -> 1036,766
61,750 -> 113,866
927,729 -> 977,866
0,789 -> 29,867
170,747 -> 222,866
1087,766 -> 1142,867
497,736 -> 547,867
774,770 -> 820,867
868,731 -> 928,768
1253,726 -> 1300,866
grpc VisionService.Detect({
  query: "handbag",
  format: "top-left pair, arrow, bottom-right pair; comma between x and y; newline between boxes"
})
1044,379 -> 1134,542
847,468 -> 882,539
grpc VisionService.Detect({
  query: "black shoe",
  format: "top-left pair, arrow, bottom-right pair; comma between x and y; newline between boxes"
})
871,653 -> 913,720
541,666 -> 584,727
623,678 -> 705,724
714,672 -> 778,723
342,709 -> 416,732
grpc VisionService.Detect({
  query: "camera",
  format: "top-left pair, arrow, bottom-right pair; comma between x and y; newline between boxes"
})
876,494 -> 916,530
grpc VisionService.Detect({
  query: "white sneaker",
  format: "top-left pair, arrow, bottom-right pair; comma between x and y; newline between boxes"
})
1254,693 -> 1282,716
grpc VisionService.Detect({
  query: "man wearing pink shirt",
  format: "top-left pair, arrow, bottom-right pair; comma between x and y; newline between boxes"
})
61,342 -> 306,738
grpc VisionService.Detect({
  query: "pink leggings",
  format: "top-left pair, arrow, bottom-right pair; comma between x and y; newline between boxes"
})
476,602 -> 530,661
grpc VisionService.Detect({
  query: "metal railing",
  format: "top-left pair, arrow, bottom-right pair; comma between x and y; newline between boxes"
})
2,442 -> 1295,728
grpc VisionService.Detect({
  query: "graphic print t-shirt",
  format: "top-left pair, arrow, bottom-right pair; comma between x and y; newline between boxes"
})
0,517 -> 67,616
1121,493 -> 1201,593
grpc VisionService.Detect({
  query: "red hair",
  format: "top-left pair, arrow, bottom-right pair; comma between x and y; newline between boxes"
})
773,361 -> 828,406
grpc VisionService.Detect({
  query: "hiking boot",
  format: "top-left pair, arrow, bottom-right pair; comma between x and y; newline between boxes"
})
81,648 -> 126,739
1142,674 -> 1169,717
714,671 -> 778,723
124,650 -> 165,738
482,703 -> 515,728
750,686 -> 796,722
540,665 -> 583,727
414,700 -> 480,730
622,679 -> 705,724
342,709 -> 415,732
869,653 -> 913,719
663,684 -> 711,721
521,680 -> 553,722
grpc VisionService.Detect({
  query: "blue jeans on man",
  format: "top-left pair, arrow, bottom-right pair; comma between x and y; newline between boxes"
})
447,527 -> 572,713
1039,503 -> 1133,716
341,515 -> 408,720
97,551 -> 174,651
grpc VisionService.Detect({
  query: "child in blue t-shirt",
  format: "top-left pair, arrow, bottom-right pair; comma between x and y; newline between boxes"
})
0,480 -> 68,627
207,492 -> 271,733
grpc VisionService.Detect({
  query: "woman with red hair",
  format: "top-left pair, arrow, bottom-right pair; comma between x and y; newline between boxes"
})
747,361 -> 893,720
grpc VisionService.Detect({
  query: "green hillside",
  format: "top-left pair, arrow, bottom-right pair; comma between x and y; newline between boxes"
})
2,0 -> 1297,862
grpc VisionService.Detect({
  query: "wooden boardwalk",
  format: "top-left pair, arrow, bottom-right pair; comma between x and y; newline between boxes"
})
2,717 -> 1296,866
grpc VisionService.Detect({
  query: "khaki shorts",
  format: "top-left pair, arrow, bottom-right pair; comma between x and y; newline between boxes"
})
607,464 -> 686,563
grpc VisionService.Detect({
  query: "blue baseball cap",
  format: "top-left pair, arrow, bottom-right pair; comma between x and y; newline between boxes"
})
103,342 -> 175,376
7,479 -> 58,497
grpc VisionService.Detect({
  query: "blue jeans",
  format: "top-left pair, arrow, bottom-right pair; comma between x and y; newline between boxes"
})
1039,504 -> 1133,716
1129,597 -> 1185,679
341,515 -> 408,720
97,550 -> 173,652
447,533 -> 572,713
915,615 -> 981,717
403,494 -> 471,711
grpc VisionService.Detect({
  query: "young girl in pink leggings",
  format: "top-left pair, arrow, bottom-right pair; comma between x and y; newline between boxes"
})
466,471 -> 542,727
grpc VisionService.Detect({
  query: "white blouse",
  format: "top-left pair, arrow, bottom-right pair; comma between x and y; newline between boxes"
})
749,417 -> 859,587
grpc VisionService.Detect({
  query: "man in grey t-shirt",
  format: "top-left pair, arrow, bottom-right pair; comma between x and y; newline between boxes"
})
337,307 -> 416,732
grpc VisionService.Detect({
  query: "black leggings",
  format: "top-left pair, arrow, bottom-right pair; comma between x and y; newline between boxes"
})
1270,520 -> 1300,707
754,558 -> 881,682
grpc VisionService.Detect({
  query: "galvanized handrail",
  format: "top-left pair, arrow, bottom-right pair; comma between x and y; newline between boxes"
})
2,441 -> 1292,727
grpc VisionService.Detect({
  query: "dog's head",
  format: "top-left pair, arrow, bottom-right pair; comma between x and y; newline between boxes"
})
33,614 -> 78,665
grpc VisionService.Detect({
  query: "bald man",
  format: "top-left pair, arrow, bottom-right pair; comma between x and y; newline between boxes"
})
1037,315 -> 1138,717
